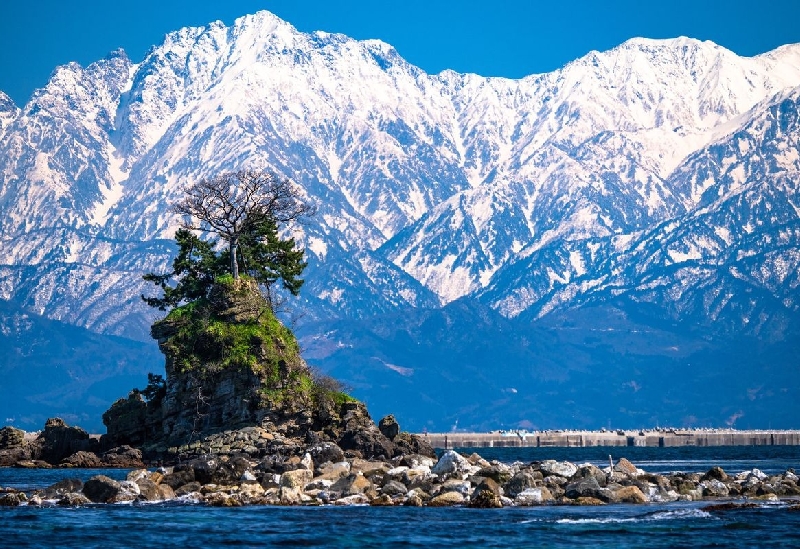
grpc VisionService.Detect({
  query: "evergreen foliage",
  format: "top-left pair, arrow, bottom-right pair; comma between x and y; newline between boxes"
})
139,373 -> 166,402
238,216 -> 306,296
142,171 -> 309,311
142,229 -> 224,311
137,170 -> 355,418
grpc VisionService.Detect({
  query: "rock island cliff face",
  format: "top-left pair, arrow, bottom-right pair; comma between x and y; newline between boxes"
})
103,277 -> 432,461
151,276 -> 311,442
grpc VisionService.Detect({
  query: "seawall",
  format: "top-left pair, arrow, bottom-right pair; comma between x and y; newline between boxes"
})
419,430 -> 800,449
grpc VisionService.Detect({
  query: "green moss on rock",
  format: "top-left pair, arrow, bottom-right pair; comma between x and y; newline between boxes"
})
135,276 -> 364,447
153,277 -> 301,379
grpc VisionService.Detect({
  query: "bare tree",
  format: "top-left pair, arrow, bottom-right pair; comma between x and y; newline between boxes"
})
173,170 -> 312,280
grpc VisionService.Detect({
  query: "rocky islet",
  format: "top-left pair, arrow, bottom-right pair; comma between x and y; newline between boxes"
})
1,437 -> 799,508
2,279 -> 798,509
0,421 -> 145,469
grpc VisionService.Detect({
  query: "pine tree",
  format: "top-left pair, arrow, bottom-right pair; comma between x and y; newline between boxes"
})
142,170 -> 311,311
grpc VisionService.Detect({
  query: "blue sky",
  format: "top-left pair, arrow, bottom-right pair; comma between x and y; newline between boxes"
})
1,0 -> 800,106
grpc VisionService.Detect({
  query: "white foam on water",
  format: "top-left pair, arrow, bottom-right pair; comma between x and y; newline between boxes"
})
555,508 -> 714,525
174,494 -> 202,505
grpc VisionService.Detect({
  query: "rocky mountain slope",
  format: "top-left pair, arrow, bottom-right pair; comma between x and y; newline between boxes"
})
0,299 -> 161,431
1,11 -> 799,430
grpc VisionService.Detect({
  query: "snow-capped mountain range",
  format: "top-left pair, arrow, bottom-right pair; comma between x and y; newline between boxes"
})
2,11 -> 800,430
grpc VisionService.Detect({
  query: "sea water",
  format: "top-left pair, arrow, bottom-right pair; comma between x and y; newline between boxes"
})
1,446 -> 798,549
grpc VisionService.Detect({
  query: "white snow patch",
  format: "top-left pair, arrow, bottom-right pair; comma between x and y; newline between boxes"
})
91,144 -> 128,226
28,153 -> 67,197
64,236 -> 81,263
691,176 -> 715,205
413,253 -> 477,303
307,237 -> 328,260
714,226 -> 732,245
91,181 -> 125,226
569,250 -> 586,276
728,165 -> 746,190
373,357 -> 414,376
406,187 -> 428,222
737,139 -> 751,156
326,150 -> 342,183
547,267 -> 569,285
644,185 -> 664,213
775,146 -> 799,168
319,288 -> 344,304
398,288 -> 418,304
667,248 -> 701,264
612,234 -> 636,251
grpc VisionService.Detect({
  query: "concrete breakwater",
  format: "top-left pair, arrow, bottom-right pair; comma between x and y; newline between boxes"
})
421,430 -> 800,449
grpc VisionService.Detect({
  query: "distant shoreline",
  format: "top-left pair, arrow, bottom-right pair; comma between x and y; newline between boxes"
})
417,429 -> 800,449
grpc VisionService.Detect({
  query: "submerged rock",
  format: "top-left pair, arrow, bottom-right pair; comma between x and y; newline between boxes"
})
57,493 -> 91,506
42,478 -> 83,498
0,493 -> 26,506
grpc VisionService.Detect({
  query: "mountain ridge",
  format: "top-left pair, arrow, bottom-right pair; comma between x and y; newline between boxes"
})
1,10 -> 799,429
4,12 -> 800,326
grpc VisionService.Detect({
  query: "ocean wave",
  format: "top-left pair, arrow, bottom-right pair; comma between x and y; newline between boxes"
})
555,508 -> 714,525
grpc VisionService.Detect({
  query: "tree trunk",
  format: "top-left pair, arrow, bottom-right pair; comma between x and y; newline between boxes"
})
230,237 -> 239,279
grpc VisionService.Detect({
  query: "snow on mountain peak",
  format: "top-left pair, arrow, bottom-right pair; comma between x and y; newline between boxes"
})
0,90 -> 18,134
0,90 -> 18,111
2,10 -> 800,338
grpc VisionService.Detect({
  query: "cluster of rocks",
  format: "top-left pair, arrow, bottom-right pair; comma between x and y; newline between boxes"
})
0,420 -> 144,469
0,412 -> 431,470
2,446 -> 799,508
160,413 -> 430,463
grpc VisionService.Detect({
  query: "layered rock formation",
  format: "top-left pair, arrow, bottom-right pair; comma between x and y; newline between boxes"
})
102,277 -> 433,462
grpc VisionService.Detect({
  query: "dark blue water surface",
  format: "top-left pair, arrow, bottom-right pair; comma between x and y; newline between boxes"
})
1,447 -> 798,549
3,502 -> 800,549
